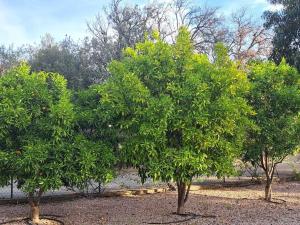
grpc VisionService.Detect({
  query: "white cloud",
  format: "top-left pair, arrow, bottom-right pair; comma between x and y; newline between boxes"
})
253,0 -> 283,11
266,3 -> 284,12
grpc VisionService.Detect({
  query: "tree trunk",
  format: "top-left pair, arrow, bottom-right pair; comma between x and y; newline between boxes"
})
30,203 -> 40,224
176,181 -> 191,215
265,179 -> 272,201
177,203 -> 185,215
28,190 -> 43,225
260,151 -> 275,202
177,184 -> 185,215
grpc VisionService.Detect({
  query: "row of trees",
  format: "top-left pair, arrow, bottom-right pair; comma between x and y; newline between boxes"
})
0,28 -> 299,223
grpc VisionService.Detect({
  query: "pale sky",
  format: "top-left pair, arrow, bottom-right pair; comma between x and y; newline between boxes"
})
0,0 -> 282,46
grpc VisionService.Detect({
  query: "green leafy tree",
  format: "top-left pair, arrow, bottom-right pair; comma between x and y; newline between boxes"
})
245,60 -> 300,201
70,85 -> 117,184
0,64 -> 74,223
96,28 -> 252,214
29,34 -> 100,89
61,135 -> 115,194
264,0 -> 300,71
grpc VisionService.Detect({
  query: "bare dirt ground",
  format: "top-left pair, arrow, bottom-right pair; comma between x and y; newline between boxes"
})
0,181 -> 299,225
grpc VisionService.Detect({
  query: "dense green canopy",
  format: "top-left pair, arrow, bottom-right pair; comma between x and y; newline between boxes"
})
0,63 -> 115,223
0,63 -> 74,190
0,63 -> 75,222
89,28 -> 253,213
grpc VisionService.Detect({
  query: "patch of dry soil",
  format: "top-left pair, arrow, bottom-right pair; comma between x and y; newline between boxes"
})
0,182 -> 299,225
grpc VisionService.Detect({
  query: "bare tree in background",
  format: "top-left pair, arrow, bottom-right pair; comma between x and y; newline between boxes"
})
87,1 -> 272,75
226,9 -> 272,65
87,0 -> 227,80
87,0 -> 157,80
168,0 -> 227,54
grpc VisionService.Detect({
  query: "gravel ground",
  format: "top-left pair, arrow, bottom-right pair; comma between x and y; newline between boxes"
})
0,182 -> 299,225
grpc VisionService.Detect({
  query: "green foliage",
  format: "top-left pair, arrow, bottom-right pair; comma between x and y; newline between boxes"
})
62,135 -> 115,191
29,35 -> 100,89
67,87 -> 117,191
0,63 -> 116,195
0,63 -> 74,194
244,60 -> 300,165
0,151 -> 12,186
96,27 -> 253,186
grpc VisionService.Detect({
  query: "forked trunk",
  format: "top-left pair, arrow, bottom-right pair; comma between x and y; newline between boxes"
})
260,151 -> 275,202
30,204 -> 40,224
265,180 -> 272,201
176,181 -> 191,215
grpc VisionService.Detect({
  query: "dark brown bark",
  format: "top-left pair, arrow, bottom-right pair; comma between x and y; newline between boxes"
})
177,182 -> 185,215
176,181 -> 191,215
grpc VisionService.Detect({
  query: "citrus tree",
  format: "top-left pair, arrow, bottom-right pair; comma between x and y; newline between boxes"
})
64,89 -> 116,193
244,60 -> 300,201
0,64 -> 73,223
96,28 -> 253,214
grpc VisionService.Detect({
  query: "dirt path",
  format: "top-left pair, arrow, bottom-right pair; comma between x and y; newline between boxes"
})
0,182 -> 299,225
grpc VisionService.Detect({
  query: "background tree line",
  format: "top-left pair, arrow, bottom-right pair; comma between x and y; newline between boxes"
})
0,0 -> 281,89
